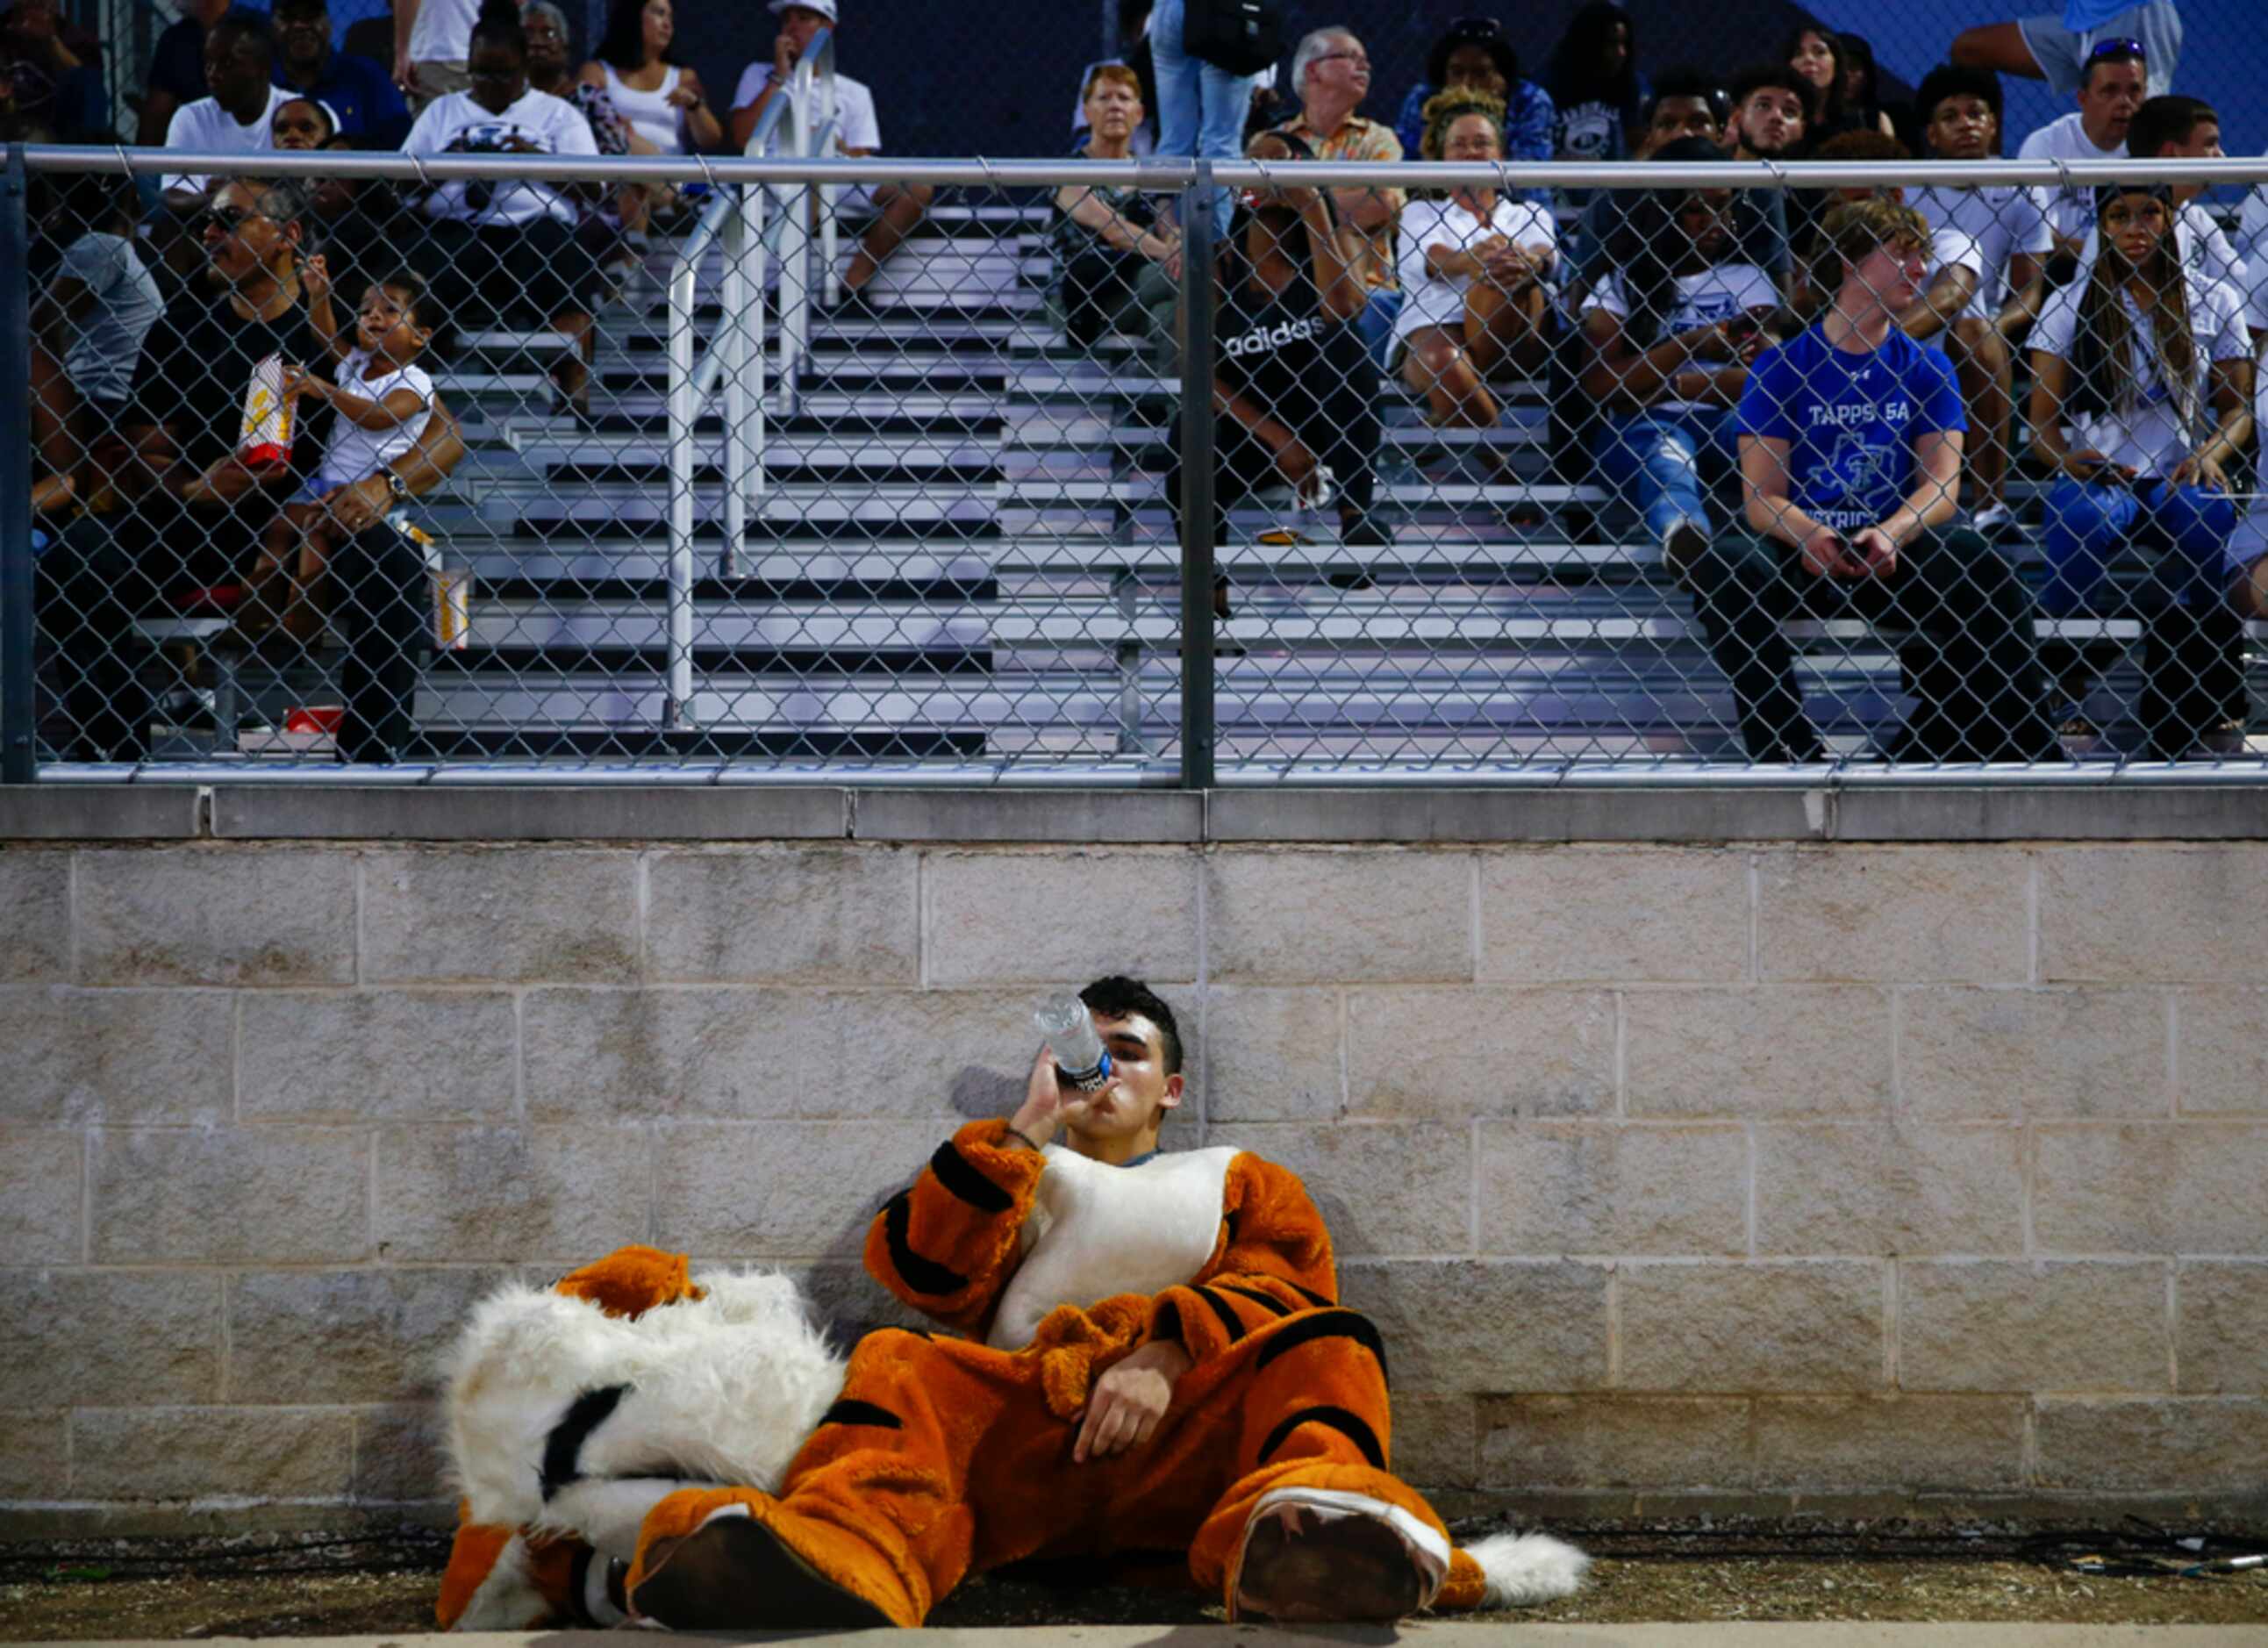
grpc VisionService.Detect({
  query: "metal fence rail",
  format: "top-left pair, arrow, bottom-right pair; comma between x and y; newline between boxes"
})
8,147 -> 2268,785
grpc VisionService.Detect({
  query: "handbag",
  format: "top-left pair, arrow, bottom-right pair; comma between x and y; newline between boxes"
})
1181,0 -> 1282,76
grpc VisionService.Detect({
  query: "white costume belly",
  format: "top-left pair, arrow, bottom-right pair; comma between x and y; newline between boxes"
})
988,1145 -> 1241,1349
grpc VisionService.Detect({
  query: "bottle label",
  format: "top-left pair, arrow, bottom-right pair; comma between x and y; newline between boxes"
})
1060,1050 -> 1112,1092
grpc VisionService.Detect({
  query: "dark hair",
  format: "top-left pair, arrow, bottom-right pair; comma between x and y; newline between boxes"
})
2067,183 -> 2189,422
210,11 -> 277,66
1222,125 -> 1323,274
1547,1 -> 1639,111
1080,975 -> 1184,1078
469,0 -> 528,61
271,0 -> 331,18
1427,16 -> 1520,93
275,95 -> 337,142
1644,67 -> 1723,128
596,0 -> 679,70
1778,24 -> 1848,128
50,168 -> 140,235
2128,93 -> 2217,159
1728,61 -> 1809,112
373,268 -> 440,332
1839,32 -> 1879,112
1814,127 -> 1907,162
1913,62 -> 2003,131
1604,133 -> 1733,348
2080,39 -> 2145,90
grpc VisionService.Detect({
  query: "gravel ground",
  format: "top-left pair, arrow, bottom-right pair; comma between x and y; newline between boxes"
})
4,1524 -> 2265,1639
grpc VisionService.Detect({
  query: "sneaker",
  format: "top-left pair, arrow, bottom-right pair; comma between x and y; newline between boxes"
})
828,286 -> 881,321
1340,512 -> 1392,548
1661,519 -> 1710,581
1970,499 -> 2020,541
1230,1486 -> 1449,1623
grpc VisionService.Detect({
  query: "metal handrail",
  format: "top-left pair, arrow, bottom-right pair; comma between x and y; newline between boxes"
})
29,147 -> 2268,190
659,28 -> 835,729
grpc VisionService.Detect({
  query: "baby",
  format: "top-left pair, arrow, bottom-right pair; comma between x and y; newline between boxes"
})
242,259 -> 436,648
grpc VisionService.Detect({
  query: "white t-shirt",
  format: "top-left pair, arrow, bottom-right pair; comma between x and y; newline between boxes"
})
54,231 -> 163,404
2240,182 -> 2268,332
2224,362 -> 2268,574
2017,111 -> 2125,241
2029,272 -> 2250,476
406,0 -> 480,64
729,63 -> 881,154
400,88 -> 599,226
161,86 -> 291,193
1910,183 -> 2050,321
317,348 -> 436,488
1582,261 -> 1780,414
1392,195 -> 1557,342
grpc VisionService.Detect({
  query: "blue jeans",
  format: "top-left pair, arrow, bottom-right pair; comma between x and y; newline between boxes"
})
1353,287 -> 1403,373
1591,407 -> 1735,542
1150,0 -> 1262,234
2039,476 -> 2239,614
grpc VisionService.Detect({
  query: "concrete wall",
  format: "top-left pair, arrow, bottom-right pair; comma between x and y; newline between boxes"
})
2,786 -> 2264,1532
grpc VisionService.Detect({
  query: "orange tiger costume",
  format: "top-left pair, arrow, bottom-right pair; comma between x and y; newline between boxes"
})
435,1122 -> 1585,1629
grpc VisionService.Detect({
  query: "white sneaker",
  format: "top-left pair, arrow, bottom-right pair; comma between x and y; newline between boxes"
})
1970,500 -> 2017,539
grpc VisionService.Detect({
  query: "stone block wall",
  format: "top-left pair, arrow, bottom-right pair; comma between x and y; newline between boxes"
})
3,828 -> 2265,1530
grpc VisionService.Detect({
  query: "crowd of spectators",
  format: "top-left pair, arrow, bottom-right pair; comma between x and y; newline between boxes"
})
15,0 -> 2268,763
1049,0 -> 2263,759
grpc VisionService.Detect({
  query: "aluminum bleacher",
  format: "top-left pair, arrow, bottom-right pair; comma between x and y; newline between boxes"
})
169,197 -> 2264,767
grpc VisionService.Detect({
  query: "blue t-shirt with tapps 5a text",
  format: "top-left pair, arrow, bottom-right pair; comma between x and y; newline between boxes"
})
1735,325 -> 1965,532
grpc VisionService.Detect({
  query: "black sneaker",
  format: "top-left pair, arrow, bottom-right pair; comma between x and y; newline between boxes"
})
1341,512 -> 1391,548
1662,519 -> 1710,582
829,286 -> 881,321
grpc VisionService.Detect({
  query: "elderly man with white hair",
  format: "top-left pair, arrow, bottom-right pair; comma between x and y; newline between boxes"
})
1277,24 -> 1406,367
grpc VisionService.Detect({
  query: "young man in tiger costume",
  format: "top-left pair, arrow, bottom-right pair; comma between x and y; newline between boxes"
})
437,976 -> 1583,1629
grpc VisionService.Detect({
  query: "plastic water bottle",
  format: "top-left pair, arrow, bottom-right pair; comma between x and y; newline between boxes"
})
1032,995 -> 1111,1092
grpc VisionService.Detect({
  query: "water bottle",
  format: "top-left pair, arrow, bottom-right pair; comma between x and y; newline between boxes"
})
1032,995 -> 1111,1092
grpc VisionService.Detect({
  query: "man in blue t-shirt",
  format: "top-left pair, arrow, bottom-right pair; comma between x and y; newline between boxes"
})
1681,197 -> 2064,763
271,0 -> 407,143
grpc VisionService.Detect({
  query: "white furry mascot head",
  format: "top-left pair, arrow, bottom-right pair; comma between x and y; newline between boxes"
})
436,1248 -> 848,1629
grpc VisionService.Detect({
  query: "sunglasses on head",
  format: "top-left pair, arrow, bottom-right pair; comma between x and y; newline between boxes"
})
199,205 -> 268,232
2086,36 -> 2144,61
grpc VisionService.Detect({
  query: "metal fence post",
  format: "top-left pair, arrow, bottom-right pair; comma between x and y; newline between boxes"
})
0,146 -> 35,785
1177,161 -> 1217,790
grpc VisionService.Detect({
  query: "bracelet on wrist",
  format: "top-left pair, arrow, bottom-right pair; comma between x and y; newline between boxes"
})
1004,1123 -> 1045,1152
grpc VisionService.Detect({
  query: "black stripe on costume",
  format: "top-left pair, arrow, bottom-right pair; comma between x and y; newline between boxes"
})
1258,1404 -> 1386,1471
1252,1308 -> 1392,1389
819,1399 -> 905,1430
1194,1286 -> 1248,1345
929,1139 -> 1014,1214
1284,1279 -> 1334,1308
540,1383 -> 628,1501
883,1190 -> 969,1297
1219,1283 -> 1294,1317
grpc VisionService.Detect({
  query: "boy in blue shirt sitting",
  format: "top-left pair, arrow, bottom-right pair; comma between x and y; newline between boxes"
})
1684,197 -> 2065,763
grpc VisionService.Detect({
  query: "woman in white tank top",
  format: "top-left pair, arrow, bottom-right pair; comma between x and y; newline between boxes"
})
576,0 -> 721,240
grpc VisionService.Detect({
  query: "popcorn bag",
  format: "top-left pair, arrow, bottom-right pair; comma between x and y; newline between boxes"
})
237,354 -> 295,470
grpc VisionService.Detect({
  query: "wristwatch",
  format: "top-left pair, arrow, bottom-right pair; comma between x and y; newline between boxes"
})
384,469 -> 411,502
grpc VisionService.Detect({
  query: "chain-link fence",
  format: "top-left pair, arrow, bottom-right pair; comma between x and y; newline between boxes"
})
7,141 -> 2268,781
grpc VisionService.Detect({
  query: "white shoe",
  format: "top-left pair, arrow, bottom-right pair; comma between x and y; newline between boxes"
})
1970,500 -> 2017,539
